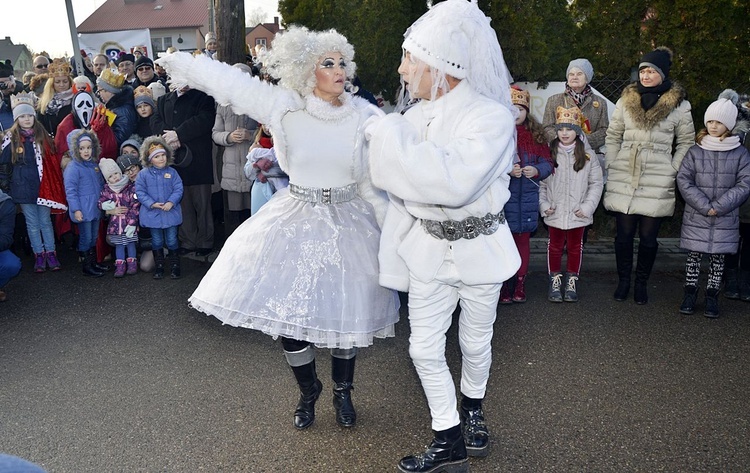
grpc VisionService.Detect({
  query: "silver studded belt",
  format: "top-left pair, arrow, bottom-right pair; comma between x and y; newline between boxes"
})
289,182 -> 358,204
422,211 -> 506,241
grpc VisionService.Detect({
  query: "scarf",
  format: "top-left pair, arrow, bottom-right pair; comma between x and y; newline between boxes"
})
565,84 -> 592,108
46,88 -> 74,116
637,80 -> 672,111
516,124 -> 551,166
108,175 -> 130,194
20,128 -> 34,140
698,135 -> 741,152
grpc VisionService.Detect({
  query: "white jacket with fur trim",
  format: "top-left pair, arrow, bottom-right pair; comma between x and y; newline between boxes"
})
368,81 -> 520,291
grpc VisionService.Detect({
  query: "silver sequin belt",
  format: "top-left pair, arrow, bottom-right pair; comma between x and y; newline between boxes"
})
289,182 -> 358,204
422,211 -> 506,241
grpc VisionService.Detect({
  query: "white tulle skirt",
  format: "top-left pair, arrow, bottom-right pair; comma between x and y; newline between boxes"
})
188,187 -> 400,349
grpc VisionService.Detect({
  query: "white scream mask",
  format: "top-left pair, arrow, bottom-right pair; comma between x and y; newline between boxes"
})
73,91 -> 95,128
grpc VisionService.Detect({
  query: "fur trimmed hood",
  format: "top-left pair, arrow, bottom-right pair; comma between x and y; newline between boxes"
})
139,135 -> 174,168
620,82 -> 688,130
67,129 -> 101,162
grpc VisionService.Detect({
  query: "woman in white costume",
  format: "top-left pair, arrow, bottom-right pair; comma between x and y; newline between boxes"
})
156,26 -> 399,431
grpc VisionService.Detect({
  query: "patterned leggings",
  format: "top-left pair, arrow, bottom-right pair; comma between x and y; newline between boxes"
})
685,252 -> 725,290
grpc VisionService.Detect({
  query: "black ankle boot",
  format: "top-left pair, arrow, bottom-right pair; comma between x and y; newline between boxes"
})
460,396 -> 489,457
90,249 -> 109,272
398,424 -> 468,473
169,252 -> 181,279
679,285 -> 699,315
152,249 -> 165,280
80,250 -> 104,277
704,288 -> 720,318
332,356 -> 356,428
291,361 -> 322,430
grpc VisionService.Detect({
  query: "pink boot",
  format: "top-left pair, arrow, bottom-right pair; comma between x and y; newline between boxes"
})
45,251 -> 62,271
126,257 -> 137,275
114,259 -> 126,278
512,275 -> 527,303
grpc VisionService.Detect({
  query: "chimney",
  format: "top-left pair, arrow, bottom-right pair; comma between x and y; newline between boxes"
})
274,17 -> 279,26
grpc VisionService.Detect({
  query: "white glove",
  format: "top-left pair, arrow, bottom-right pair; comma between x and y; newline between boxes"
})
101,200 -> 116,211
125,225 -> 136,238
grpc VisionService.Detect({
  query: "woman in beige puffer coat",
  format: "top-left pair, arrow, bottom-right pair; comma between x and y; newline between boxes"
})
604,47 -> 695,304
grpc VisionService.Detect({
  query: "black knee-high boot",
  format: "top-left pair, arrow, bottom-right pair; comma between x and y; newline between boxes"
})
332,356 -> 356,428
613,241 -> 633,301
634,244 -> 658,304
290,360 -> 323,430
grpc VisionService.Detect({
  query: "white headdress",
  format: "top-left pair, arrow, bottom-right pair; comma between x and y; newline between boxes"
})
401,0 -> 514,111
260,25 -> 356,98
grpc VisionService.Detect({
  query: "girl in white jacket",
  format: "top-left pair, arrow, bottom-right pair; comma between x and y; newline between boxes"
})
540,106 -> 603,302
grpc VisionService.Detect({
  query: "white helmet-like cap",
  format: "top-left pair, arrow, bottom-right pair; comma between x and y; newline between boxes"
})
402,0 -> 514,110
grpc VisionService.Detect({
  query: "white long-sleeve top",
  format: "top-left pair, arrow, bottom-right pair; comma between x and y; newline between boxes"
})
157,52 -> 388,223
368,81 -> 521,291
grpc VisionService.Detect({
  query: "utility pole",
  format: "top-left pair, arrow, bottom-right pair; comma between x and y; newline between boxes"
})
215,0 -> 247,65
64,0 -> 85,77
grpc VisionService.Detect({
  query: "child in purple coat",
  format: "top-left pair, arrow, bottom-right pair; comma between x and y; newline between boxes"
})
135,136 -> 183,279
98,158 -> 140,277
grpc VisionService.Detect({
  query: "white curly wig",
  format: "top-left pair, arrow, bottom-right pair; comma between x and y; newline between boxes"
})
260,25 -> 356,97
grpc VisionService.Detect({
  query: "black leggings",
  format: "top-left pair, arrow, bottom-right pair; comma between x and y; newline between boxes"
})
614,213 -> 662,248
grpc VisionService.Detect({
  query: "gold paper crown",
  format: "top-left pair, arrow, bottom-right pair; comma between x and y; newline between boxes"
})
555,105 -> 583,129
148,142 -> 166,154
10,91 -> 36,109
99,68 -> 126,89
48,59 -> 72,78
511,86 -> 530,110
133,85 -> 153,100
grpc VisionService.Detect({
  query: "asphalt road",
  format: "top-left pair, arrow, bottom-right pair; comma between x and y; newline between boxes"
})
1,246 -> 749,472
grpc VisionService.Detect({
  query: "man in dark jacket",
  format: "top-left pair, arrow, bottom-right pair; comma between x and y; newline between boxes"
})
0,60 -> 24,133
151,85 -> 216,255
0,189 -> 22,302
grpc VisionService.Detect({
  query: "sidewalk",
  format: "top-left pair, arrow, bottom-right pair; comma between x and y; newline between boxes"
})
528,237 -> 685,272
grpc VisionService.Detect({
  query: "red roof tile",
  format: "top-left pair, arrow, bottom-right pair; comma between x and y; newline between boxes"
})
78,0 -> 209,33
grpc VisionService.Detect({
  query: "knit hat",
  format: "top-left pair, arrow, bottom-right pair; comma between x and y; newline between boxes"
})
99,158 -> 121,181
639,47 -> 672,80
401,0 -> 514,107
117,153 -> 141,172
134,55 -> 153,70
205,32 -> 217,45
97,69 -> 125,94
120,135 -> 142,155
133,85 -> 155,108
555,105 -> 583,135
10,92 -> 36,120
148,81 -> 166,101
116,52 -> 135,65
704,98 -> 738,130
0,60 -> 13,78
566,58 -> 594,83
510,86 -> 530,110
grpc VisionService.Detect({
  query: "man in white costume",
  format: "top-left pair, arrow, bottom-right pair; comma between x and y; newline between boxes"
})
367,1 -> 520,471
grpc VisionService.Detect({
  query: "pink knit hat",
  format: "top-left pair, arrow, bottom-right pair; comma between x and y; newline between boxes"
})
704,98 -> 738,130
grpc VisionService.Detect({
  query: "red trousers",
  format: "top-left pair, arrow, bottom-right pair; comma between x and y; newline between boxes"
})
547,226 -> 585,274
512,232 -> 531,277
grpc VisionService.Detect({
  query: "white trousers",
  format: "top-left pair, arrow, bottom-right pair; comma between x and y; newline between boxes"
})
407,250 -> 502,431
